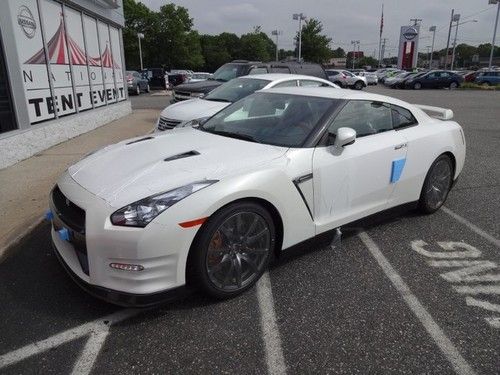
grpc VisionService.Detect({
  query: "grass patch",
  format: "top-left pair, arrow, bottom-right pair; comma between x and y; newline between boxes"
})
459,82 -> 500,91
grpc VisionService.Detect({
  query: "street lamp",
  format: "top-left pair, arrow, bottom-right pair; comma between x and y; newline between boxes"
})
351,40 -> 360,68
271,30 -> 282,61
451,18 -> 478,70
293,13 -> 306,62
137,32 -> 144,71
429,26 -> 436,69
488,0 -> 500,69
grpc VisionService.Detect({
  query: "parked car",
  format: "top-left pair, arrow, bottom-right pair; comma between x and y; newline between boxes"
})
165,73 -> 187,89
378,70 -> 404,84
189,72 -> 212,82
171,60 -> 329,102
48,87 -> 465,304
404,70 -> 463,90
475,71 -> 500,86
141,68 -> 166,90
157,74 -> 338,131
357,71 -> 378,85
384,72 -> 418,88
326,69 -> 366,90
126,71 -> 149,95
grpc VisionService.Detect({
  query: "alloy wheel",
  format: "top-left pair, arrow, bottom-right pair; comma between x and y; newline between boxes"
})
424,159 -> 452,210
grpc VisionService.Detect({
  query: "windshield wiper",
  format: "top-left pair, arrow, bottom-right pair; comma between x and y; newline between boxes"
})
210,130 -> 261,143
204,98 -> 233,103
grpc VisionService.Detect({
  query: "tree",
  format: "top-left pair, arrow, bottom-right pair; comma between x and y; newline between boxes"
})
331,47 -> 346,58
238,27 -> 275,61
295,18 -> 332,63
123,0 -> 155,69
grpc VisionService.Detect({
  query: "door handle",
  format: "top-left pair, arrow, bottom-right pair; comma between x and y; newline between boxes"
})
394,143 -> 407,150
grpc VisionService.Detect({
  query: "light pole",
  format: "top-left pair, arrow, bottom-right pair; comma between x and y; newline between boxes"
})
429,26 -> 436,69
271,30 -> 282,61
293,13 -> 306,62
451,18 -> 478,70
445,9 -> 455,69
137,32 -> 144,71
351,40 -> 360,68
488,0 -> 500,69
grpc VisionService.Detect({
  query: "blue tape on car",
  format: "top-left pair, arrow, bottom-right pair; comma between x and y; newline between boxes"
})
58,228 -> 70,241
45,210 -> 54,221
391,158 -> 406,183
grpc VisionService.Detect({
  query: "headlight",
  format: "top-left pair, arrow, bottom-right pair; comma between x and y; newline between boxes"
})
177,117 -> 209,128
190,92 -> 205,98
110,180 -> 217,227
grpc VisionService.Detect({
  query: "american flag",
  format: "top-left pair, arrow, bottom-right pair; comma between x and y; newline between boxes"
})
379,4 -> 384,37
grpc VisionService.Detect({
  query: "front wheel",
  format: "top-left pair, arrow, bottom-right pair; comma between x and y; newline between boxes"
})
135,85 -> 141,95
354,81 -> 364,90
449,81 -> 459,89
188,202 -> 276,299
413,82 -> 422,90
418,155 -> 453,214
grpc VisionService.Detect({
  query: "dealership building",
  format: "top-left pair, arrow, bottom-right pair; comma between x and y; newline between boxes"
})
0,0 -> 131,169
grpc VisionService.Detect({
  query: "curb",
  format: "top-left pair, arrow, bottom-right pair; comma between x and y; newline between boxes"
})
0,216 -> 45,263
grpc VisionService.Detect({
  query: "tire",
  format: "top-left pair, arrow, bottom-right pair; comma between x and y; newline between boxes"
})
418,155 -> 454,214
449,81 -> 459,89
354,81 -> 364,90
188,202 -> 276,299
135,85 -> 141,95
413,82 -> 422,90
146,84 -> 150,93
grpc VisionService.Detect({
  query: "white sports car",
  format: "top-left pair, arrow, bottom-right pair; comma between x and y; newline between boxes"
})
48,87 -> 465,306
156,74 -> 338,131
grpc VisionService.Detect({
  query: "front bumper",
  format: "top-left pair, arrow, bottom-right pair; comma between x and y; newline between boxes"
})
49,172 -> 197,302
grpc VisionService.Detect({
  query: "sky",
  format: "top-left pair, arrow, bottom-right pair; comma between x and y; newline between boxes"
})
140,0 -> 499,57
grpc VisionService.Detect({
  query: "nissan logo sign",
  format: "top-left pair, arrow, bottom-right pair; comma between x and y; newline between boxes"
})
18,5 -> 37,39
403,27 -> 418,41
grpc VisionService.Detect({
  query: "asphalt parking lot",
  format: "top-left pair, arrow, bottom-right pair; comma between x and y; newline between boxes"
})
1,86 -> 499,374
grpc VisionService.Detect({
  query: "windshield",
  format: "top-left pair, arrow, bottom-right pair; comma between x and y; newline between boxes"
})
204,78 -> 269,103
200,92 -> 338,147
211,64 -> 247,82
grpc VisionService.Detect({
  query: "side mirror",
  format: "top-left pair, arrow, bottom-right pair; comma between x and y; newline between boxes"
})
333,127 -> 356,148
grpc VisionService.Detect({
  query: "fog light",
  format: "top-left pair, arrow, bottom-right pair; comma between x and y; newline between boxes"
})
109,263 -> 144,272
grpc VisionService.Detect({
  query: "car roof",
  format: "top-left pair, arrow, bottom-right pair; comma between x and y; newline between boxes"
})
260,86 -> 412,107
238,73 -> 330,82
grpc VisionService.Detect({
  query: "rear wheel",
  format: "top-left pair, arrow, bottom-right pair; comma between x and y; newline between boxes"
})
146,84 -> 150,93
413,82 -> 422,90
354,80 -> 364,90
449,81 -> 458,89
189,202 -> 276,299
418,155 -> 453,214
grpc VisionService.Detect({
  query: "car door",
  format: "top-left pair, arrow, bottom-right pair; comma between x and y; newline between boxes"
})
423,72 -> 437,88
439,71 -> 450,88
312,100 -> 408,232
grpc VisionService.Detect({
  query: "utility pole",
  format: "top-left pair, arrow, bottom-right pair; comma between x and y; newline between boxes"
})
137,32 -> 144,71
451,14 -> 461,70
489,0 -> 500,69
445,9 -> 454,69
426,45 -> 431,68
410,18 -> 422,26
429,26 -> 436,69
293,13 -> 306,62
271,30 -> 282,61
380,38 -> 387,67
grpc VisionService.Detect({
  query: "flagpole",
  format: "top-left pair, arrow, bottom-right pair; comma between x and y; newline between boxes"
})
378,3 -> 384,67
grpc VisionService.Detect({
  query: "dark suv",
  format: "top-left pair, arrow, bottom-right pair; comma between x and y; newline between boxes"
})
404,70 -> 463,90
171,60 -> 328,102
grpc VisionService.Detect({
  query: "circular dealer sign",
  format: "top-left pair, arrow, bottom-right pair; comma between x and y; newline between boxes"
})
403,27 -> 418,41
18,6 -> 37,39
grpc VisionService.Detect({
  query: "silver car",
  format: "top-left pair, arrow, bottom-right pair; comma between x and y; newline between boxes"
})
357,71 -> 378,85
326,69 -> 366,90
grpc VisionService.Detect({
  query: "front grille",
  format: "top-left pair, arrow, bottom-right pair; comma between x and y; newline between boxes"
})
158,116 -> 181,131
173,90 -> 191,101
51,186 -> 89,275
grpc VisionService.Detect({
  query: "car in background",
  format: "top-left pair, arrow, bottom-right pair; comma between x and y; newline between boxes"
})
141,68 -> 167,90
126,71 -> 150,95
357,71 -> 378,85
475,70 -> 500,86
171,60 -> 329,102
378,70 -> 404,84
157,74 -> 338,131
49,87 -> 465,304
404,70 -> 463,90
165,72 -> 187,89
384,72 -> 418,88
326,69 -> 366,90
189,72 -> 212,82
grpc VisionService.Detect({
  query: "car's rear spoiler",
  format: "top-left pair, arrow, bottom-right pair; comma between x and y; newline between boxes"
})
415,104 -> 454,120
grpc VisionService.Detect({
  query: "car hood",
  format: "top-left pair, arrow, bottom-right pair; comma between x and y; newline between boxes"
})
68,128 -> 287,208
174,80 -> 221,93
160,99 -> 230,122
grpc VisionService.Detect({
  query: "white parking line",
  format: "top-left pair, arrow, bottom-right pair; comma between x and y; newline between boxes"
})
442,206 -> 500,248
256,272 -> 287,375
358,232 -> 477,375
0,309 -> 141,371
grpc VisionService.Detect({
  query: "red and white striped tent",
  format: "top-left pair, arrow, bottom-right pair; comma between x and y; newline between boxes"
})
25,17 -> 106,67
96,44 -> 120,68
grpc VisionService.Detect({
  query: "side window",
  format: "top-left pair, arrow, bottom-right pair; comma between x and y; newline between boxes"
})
270,67 -> 291,74
273,80 -> 297,88
391,105 -> 418,130
441,72 -> 450,78
328,100 -> 393,138
427,73 -> 437,79
299,80 -> 326,87
248,67 -> 268,75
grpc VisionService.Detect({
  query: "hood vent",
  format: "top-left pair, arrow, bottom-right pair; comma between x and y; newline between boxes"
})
126,136 -> 154,145
164,150 -> 200,162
